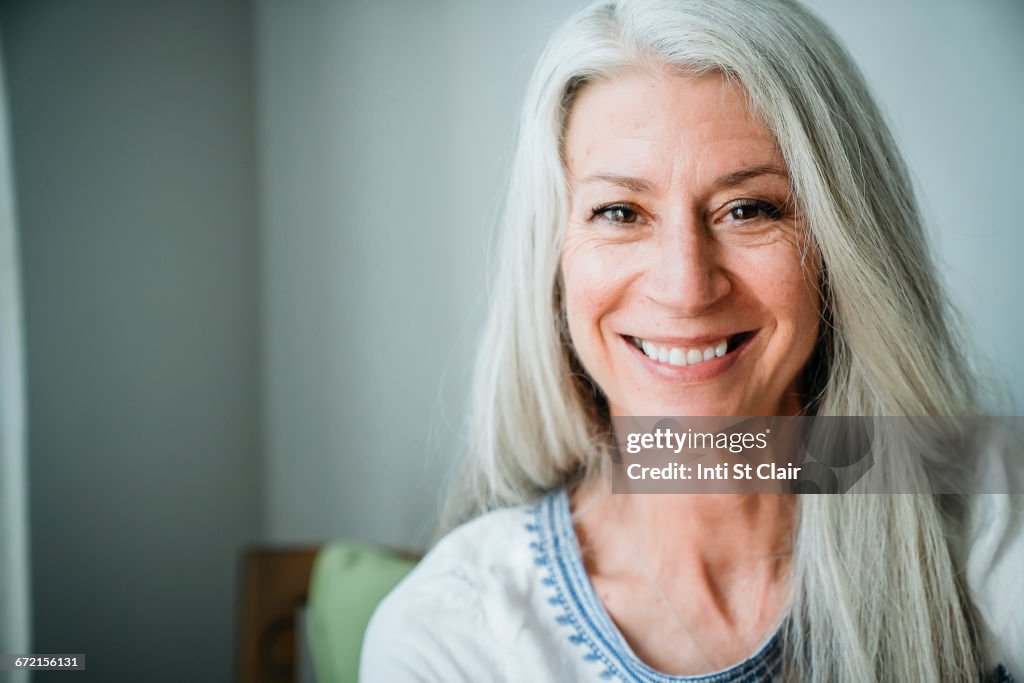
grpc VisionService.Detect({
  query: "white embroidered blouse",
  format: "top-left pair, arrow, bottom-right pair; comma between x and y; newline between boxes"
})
360,488 -> 1022,682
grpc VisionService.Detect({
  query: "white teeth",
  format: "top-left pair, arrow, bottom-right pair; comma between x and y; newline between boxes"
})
632,336 -> 731,367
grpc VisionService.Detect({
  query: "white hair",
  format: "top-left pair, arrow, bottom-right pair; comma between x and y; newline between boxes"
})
443,0 -> 985,680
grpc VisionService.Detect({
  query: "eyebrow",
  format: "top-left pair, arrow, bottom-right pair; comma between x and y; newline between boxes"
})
710,164 -> 789,190
579,173 -> 654,193
579,163 -> 789,194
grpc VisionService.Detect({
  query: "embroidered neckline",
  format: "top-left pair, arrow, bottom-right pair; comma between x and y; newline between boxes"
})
526,488 -> 783,682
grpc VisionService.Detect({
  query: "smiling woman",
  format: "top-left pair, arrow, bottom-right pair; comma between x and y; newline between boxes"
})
359,0 -> 1022,681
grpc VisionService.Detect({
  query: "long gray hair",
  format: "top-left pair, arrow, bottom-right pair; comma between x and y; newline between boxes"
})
443,0 -> 984,680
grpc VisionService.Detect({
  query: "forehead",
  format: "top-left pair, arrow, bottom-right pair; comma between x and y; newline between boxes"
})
563,69 -> 783,185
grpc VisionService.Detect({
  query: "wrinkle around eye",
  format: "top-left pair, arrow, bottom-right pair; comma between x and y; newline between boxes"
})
564,219 -> 646,252
713,215 -> 808,251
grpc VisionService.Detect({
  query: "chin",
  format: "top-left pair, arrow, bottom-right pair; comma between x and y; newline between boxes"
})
614,397 -> 741,417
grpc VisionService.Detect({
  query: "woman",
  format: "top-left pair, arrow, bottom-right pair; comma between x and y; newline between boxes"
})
361,0 -> 1021,680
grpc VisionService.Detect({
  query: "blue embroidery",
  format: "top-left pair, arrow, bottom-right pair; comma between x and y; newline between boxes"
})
527,489 -> 781,682
527,499 -> 626,681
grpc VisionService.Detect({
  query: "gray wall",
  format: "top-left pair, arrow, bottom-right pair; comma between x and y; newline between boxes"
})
255,0 -> 577,548
1,1 -> 261,681
0,27 -> 30,683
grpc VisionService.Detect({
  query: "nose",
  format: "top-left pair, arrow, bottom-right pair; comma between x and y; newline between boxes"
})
643,215 -> 731,316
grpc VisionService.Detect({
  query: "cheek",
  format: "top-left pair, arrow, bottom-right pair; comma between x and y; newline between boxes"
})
747,247 -> 821,341
561,257 -> 603,348
560,239 -> 633,358
721,236 -> 818,346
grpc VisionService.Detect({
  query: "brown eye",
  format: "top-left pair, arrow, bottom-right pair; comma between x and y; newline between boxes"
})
727,200 -> 782,222
592,204 -> 639,224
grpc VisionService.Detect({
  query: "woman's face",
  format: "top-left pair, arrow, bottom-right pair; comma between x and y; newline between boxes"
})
561,69 -> 820,417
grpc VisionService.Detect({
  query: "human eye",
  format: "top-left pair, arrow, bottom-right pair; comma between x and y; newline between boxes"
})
590,202 -> 642,225
722,199 -> 782,223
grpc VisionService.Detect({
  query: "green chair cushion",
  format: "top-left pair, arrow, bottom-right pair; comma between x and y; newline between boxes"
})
307,540 -> 417,683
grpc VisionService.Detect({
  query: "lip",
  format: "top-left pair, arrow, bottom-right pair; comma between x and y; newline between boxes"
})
620,330 -> 758,383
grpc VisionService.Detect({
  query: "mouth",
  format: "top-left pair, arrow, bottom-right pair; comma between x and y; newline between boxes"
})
626,331 -> 756,368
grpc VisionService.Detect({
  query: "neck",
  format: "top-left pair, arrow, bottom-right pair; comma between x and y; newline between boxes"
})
573,477 -> 796,620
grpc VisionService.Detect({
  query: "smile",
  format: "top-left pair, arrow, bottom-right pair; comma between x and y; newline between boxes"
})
629,332 -> 754,367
